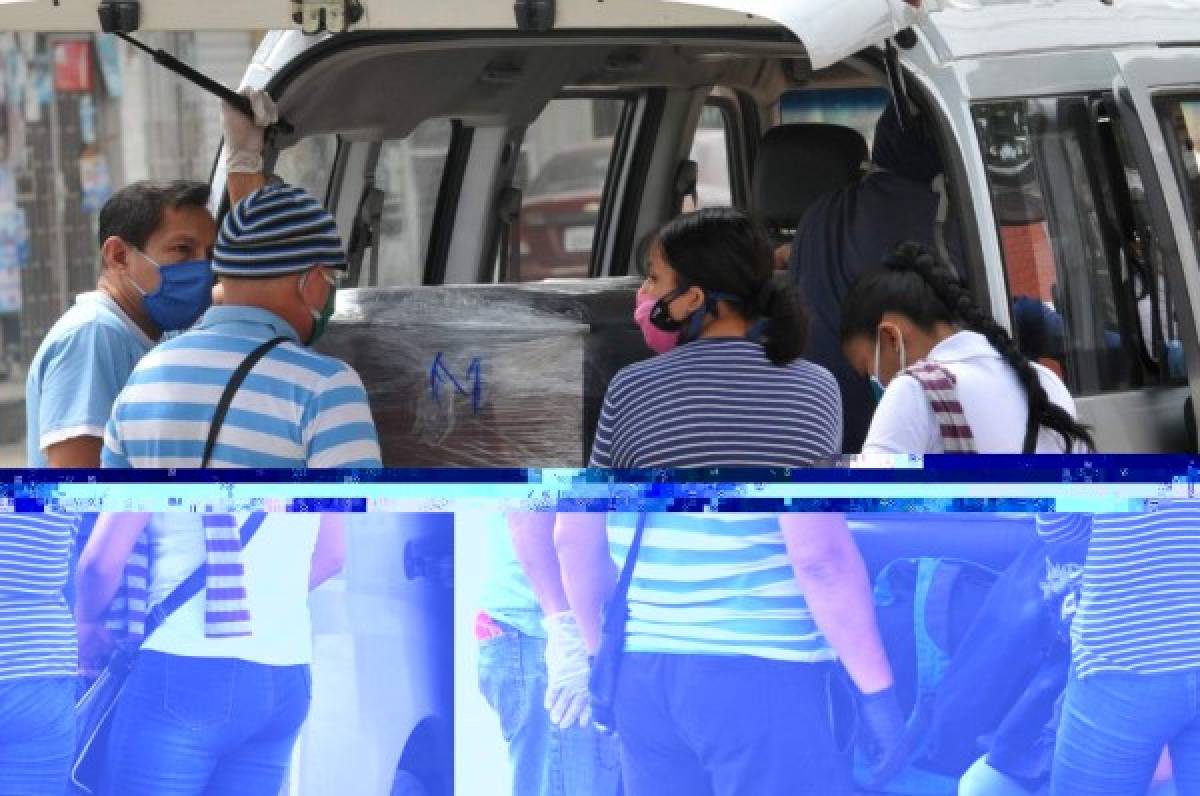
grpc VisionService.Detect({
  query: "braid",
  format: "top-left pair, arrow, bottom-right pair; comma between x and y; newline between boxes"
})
887,242 -> 1096,453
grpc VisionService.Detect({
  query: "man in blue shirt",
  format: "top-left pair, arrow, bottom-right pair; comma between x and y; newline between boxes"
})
101,180 -> 382,469
99,89 -> 379,469
25,180 -> 217,467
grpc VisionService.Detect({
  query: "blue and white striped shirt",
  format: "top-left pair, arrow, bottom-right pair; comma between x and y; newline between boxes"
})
0,511 -> 80,682
1038,503 -> 1200,676
609,512 -> 834,662
590,339 -> 842,468
102,305 -> 382,469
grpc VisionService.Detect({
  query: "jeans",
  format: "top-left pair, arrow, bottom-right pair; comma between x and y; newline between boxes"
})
0,677 -> 75,796
477,622 -> 621,796
614,653 -> 851,796
1052,669 -> 1200,796
104,651 -> 311,796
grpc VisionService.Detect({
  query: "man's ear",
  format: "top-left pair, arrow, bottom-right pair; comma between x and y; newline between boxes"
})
100,236 -> 130,273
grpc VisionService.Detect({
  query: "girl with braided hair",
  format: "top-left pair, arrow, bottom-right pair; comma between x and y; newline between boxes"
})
839,241 -> 1093,454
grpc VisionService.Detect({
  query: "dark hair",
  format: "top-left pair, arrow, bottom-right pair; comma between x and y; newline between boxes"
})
97,179 -> 211,251
840,241 -> 1095,453
650,207 -> 807,366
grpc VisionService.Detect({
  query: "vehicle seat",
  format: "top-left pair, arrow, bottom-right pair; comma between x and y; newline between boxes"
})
751,123 -> 869,246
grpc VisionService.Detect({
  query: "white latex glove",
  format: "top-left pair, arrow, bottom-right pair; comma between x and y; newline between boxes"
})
542,611 -> 592,730
221,87 -> 279,174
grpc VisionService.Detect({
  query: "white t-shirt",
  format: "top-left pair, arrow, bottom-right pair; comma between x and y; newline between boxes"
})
862,330 -> 1079,454
141,512 -> 319,665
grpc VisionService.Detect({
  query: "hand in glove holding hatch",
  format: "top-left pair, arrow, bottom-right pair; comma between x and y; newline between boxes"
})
542,611 -> 593,730
858,685 -> 911,789
221,87 -> 279,174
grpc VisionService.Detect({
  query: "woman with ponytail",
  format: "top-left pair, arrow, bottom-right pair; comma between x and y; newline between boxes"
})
569,209 -> 900,796
590,207 -> 842,468
840,241 -> 1093,454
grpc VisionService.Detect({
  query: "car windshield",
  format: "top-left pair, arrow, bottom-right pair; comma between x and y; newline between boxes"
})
527,147 -> 611,196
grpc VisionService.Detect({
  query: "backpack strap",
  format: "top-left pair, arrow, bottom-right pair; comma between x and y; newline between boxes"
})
903,361 -> 978,453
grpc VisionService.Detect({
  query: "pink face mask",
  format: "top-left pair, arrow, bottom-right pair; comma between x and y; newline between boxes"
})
634,289 -> 683,354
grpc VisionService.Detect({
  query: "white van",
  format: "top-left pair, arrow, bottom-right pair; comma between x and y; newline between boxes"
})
7,0 -> 1200,459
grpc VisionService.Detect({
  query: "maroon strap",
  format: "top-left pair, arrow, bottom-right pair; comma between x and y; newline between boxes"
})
903,361 -> 978,453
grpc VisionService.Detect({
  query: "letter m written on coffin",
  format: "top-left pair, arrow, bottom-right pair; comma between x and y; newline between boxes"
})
430,352 -> 483,415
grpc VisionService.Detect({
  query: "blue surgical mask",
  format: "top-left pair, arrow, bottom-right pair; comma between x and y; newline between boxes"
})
131,250 -> 213,332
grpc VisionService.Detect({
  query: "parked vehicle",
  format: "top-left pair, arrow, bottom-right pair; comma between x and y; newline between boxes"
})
7,0 -> 1200,457
516,131 -> 730,280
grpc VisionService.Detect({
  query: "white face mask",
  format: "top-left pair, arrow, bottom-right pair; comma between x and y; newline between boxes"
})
870,325 -> 907,402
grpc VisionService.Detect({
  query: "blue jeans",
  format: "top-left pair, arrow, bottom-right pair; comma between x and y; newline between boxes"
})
477,622 -> 621,796
1052,669 -> 1200,796
614,653 -> 851,796
0,676 -> 75,796
104,651 -> 311,796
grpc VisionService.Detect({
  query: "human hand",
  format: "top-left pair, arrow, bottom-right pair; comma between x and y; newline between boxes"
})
542,611 -> 593,730
221,87 -> 279,174
77,620 -> 114,678
858,685 -> 911,788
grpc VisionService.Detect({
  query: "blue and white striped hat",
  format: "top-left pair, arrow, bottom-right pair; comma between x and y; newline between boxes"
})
213,184 -> 346,277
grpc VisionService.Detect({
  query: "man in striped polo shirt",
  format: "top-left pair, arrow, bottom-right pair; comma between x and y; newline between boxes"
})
101,182 -> 382,469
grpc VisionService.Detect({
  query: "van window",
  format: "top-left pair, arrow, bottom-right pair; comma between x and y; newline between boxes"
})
685,104 -> 734,211
1160,98 -> 1200,256
366,118 -> 454,287
779,87 -> 890,149
973,97 -> 1187,397
509,97 -> 629,282
273,134 -> 339,203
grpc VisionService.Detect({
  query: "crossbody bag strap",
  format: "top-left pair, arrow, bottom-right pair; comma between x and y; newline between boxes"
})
141,512 -> 267,641
600,513 -> 647,635
201,336 -> 290,468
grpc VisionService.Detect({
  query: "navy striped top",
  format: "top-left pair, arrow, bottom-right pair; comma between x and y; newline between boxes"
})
590,339 -> 842,468
0,511 -> 80,682
1038,503 -> 1200,676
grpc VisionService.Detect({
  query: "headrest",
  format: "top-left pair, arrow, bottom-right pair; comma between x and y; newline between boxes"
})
752,123 -> 868,234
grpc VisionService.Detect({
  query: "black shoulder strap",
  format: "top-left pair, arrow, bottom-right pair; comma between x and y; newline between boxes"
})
601,513 -> 647,635
202,336 -> 289,467
142,512 -> 267,640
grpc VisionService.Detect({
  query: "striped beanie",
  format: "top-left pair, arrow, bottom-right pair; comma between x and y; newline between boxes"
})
213,183 -> 346,277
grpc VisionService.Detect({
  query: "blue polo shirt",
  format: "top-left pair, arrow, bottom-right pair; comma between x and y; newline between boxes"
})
102,305 -> 382,469
25,292 -> 155,467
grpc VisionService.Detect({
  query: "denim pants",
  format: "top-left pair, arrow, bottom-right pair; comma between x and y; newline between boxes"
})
1052,668 -> 1200,796
104,651 -> 311,796
614,653 -> 852,796
0,676 -> 75,796
477,622 -> 621,796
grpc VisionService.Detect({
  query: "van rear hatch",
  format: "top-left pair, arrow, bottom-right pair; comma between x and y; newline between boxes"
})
0,0 -> 916,69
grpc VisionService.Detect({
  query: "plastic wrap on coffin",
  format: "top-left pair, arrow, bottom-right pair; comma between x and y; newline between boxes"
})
313,278 -> 648,467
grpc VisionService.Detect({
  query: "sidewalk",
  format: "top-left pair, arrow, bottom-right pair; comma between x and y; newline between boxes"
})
0,439 -> 25,468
